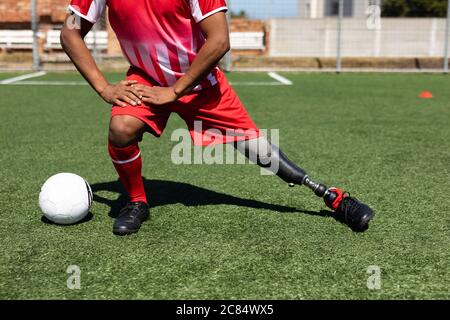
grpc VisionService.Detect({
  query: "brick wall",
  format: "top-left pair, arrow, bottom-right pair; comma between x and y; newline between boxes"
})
230,19 -> 265,32
0,0 -> 68,27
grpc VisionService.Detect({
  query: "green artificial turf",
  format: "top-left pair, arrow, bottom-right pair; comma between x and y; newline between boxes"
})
0,72 -> 449,299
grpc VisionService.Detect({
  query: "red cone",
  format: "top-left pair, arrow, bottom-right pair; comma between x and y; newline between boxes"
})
419,91 -> 433,99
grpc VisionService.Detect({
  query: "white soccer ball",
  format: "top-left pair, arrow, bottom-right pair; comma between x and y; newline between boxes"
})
39,173 -> 93,225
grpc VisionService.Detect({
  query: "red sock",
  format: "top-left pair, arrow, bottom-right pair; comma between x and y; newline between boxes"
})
108,143 -> 148,205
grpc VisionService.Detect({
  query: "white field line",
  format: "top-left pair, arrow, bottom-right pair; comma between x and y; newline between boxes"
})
267,72 -> 293,85
0,71 -> 47,84
8,81 -> 87,86
231,81 -> 285,86
2,80 -> 285,87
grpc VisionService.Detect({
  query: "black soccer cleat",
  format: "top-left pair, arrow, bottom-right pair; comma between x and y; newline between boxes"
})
113,202 -> 150,235
325,188 -> 375,232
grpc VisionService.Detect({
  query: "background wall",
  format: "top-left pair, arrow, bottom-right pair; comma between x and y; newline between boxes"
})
269,18 -> 448,57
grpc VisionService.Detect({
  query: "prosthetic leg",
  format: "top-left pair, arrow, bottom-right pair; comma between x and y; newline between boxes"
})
235,137 -> 374,231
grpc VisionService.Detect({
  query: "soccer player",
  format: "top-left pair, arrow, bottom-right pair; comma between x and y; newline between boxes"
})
61,0 -> 374,235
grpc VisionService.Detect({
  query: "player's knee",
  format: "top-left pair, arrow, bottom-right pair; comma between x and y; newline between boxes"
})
109,116 -> 141,147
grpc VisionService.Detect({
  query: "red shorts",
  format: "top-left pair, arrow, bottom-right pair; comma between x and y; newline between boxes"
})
111,67 -> 261,146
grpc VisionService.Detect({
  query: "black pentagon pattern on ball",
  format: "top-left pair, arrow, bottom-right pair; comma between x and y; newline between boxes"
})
85,180 -> 93,207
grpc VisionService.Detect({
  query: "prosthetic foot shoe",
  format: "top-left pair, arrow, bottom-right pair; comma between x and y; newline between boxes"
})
113,202 -> 150,235
325,188 -> 374,232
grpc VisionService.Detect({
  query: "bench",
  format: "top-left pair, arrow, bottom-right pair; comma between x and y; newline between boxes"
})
45,30 -> 108,51
230,32 -> 265,50
0,30 -> 34,50
1,29 -> 258,52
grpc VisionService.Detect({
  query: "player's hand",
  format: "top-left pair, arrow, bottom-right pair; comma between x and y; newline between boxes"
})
100,80 -> 143,107
135,85 -> 178,105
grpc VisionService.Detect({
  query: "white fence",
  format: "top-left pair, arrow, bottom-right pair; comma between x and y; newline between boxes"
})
45,30 -> 108,51
231,32 -> 265,50
0,30 -> 35,50
0,29 -> 108,52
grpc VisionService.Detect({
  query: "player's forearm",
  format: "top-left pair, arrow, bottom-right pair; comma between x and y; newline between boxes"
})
60,29 -> 109,95
173,38 -> 230,96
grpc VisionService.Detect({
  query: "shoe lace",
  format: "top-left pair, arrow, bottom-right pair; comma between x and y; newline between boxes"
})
128,203 -> 144,217
119,202 -> 147,221
339,194 -> 362,223
118,202 -> 134,216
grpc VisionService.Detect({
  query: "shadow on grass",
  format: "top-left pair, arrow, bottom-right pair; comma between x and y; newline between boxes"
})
90,179 -> 334,219
41,211 -> 94,226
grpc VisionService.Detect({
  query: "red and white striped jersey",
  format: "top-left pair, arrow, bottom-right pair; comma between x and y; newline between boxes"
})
69,0 -> 228,89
